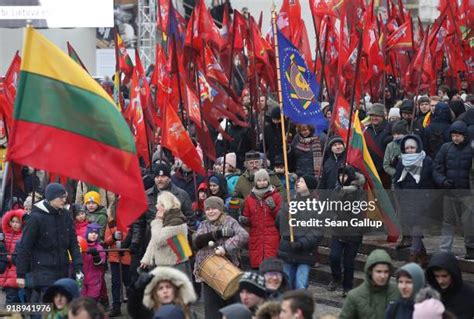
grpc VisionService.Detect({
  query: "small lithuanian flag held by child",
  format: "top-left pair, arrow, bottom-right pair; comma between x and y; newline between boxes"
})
167,233 -> 192,263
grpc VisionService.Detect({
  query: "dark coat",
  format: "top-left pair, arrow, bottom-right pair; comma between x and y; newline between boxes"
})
171,169 -> 204,202
264,120 -> 284,169
275,196 -> 322,265
242,188 -> 281,268
320,151 -> 346,190
426,252 -> 474,319
15,200 -> 83,288
288,133 -> 324,177
421,102 -> 452,159
433,121 -> 472,189
364,121 -> 392,173
384,299 -> 414,319
458,108 -> 474,141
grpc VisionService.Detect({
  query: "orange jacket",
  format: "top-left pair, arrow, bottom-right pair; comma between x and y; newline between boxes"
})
104,224 -> 131,265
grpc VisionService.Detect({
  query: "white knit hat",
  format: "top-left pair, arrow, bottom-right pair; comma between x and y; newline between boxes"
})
388,108 -> 401,120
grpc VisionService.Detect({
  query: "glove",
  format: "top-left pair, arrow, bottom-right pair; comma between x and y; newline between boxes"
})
290,241 -> 303,251
443,179 -> 454,189
265,197 -> 276,210
75,271 -> 84,289
238,215 -> 249,226
113,231 -> 123,241
220,226 -> 234,238
134,272 -> 154,291
88,248 -> 99,256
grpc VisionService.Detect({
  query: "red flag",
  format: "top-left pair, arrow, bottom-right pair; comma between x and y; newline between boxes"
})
184,0 -> 224,51
309,0 -> 337,17
161,102 -> 205,176
203,45 -> 229,86
184,83 -> 202,128
134,50 -> 152,111
2,52 -> 21,134
114,29 -> 134,77
331,95 -> 351,141
386,20 -> 413,51
129,69 -> 151,167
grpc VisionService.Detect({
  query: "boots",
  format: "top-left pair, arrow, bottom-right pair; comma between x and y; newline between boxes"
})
108,307 -> 122,317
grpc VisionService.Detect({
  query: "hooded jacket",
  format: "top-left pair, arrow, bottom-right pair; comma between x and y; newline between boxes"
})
384,263 -> 425,319
15,200 -> 83,287
0,209 -> 24,288
422,102 -> 452,158
320,136 -> 346,190
426,252 -> 474,319
433,121 -> 472,189
339,249 -> 399,319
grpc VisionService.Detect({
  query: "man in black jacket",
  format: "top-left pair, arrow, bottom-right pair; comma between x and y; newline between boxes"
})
16,183 -> 83,303
426,252 -> 474,319
434,121 -> 474,258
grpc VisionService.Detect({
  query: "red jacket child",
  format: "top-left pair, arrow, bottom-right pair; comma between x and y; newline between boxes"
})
0,209 -> 25,288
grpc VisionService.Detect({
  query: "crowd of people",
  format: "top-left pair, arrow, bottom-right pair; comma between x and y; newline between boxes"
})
0,76 -> 473,318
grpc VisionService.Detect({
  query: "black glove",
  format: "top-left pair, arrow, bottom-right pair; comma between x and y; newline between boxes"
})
238,216 -> 249,226
88,248 -> 99,256
443,179 -> 454,189
219,226 -> 234,238
134,272 -> 154,291
290,241 -> 303,251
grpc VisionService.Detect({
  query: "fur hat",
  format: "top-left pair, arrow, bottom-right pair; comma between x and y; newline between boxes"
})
204,196 -> 224,212
239,272 -> 267,298
153,163 -> 171,178
255,301 -> 281,319
254,169 -> 270,183
45,183 -> 67,201
368,103 -> 385,117
84,191 -> 101,205
143,267 -> 197,309
302,175 -> 318,190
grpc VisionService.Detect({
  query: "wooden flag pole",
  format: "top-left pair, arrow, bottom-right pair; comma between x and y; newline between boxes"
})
272,8 -> 294,242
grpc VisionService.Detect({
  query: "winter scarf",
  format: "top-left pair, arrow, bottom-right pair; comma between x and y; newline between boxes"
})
397,151 -> 426,184
163,208 -> 187,227
294,134 -> 323,176
251,184 -> 274,198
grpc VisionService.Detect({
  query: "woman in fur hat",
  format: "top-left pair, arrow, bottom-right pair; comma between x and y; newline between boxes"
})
192,196 -> 249,319
140,191 -> 191,277
143,267 -> 197,319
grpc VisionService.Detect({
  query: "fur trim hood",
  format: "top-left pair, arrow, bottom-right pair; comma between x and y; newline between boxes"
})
255,301 -> 281,319
2,209 -> 25,233
143,266 -> 197,309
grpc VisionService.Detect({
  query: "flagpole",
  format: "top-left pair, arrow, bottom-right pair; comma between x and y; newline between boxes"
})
272,9 -> 294,242
344,28 -> 364,164
317,16 -> 330,102
410,25 -> 430,134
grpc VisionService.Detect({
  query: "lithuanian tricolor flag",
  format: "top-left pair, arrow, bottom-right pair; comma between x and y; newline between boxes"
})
7,27 -> 147,232
346,111 -> 401,242
167,233 -> 192,263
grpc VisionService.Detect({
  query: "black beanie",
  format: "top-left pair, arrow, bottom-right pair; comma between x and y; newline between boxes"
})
153,163 -> 171,178
302,175 -> 318,190
239,272 -> 267,298
270,107 -> 281,120
45,183 -> 67,201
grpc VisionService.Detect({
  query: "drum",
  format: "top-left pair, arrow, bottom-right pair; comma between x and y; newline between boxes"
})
197,255 -> 243,299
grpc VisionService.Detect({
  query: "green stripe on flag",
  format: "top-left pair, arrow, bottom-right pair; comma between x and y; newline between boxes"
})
14,71 -> 135,153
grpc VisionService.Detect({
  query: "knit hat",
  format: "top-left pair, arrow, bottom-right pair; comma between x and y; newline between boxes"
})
224,152 -> 237,168
391,119 -> 409,135
204,196 -> 224,212
245,151 -> 261,161
209,175 -> 220,185
413,299 -> 445,319
270,106 -> 281,120
45,183 -> 67,201
239,272 -> 267,298
83,191 -> 101,205
153,163 -> 171,178
154,305 -> 185,319
219,304 -> 252,319
302,175 -> 318,190
400,99 -> 414,113
85,222 -> 101,241
388,108 -> 401,120
70,203 -> 86,217
259,257 -> 284,275
254,169 -> 270,183
368,103 -> 385,117
404,138 -> 418,150
328,135 -> 344,148
273,154 -> 284,166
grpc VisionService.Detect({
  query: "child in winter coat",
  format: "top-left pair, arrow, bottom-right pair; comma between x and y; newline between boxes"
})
42,278 -> 80,319
71,203 -> 89,238
242,169 -> 281,269
84,191 -> 108,241
81,223 -> 106,300
0,209 -> 25,303
192,183 -> 207,224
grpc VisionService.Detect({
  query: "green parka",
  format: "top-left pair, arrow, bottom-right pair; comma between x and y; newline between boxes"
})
339,249 -> 400,319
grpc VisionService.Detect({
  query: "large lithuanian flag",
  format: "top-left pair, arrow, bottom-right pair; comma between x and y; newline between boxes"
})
346,111 -> 400,242
7,27 -> 147,231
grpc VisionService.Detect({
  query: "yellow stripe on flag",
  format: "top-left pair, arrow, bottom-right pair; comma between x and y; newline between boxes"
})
21,27 -> 115,107
177,233 -> 192,258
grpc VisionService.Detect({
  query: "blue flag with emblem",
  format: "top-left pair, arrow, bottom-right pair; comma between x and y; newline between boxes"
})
277,29 -> 327,133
